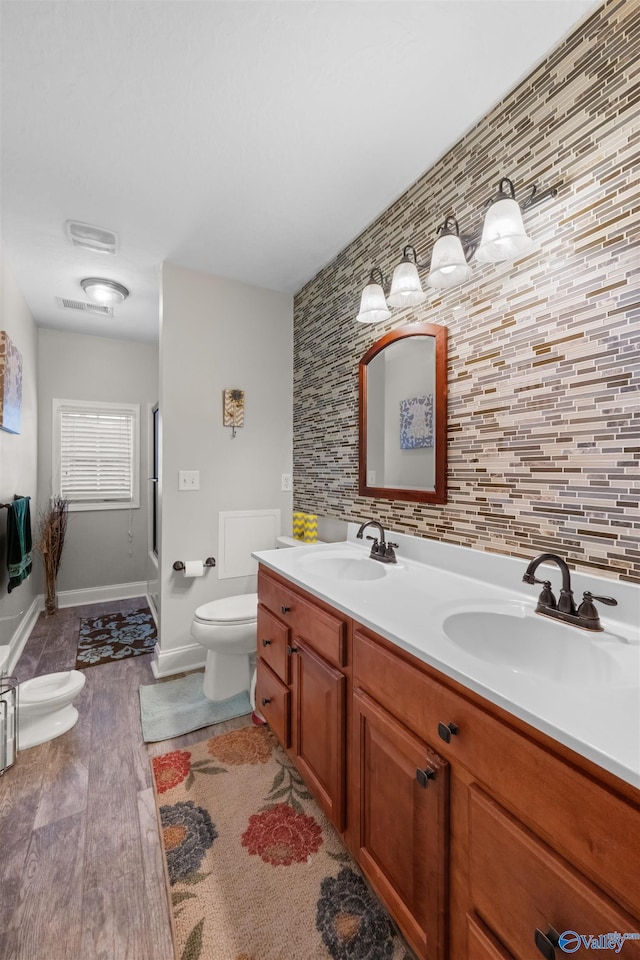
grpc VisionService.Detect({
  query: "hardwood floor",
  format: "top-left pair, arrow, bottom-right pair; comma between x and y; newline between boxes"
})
0,599 -> 250,960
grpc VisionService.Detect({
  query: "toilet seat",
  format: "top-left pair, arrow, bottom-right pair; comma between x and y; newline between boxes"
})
19,670 -> 85,706
194,592 -> 258,625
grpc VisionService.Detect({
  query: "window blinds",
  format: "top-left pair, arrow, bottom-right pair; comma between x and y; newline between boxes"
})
58,406 -> 135,503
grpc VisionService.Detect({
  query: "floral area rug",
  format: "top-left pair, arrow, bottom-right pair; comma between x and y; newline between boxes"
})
152,724 -> 413,960
75,605 -> 157,669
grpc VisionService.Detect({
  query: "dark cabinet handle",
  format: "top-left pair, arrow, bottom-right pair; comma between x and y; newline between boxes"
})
261,697 -> 271,707
261,638 -> 272,647
438,721 -> 459,743
287,645 -> 299,655
416,767 -> 436,788
281,605 -> 291,614
535,927 -> 560,960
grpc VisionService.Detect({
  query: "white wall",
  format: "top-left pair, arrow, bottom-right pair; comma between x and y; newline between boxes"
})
0,256 -> 40,657
157,261 -> 293,673
37,328 -> 158,591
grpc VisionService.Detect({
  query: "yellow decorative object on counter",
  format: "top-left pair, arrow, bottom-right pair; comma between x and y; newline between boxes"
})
292,512 -> 306,541
304,514 -> 318,543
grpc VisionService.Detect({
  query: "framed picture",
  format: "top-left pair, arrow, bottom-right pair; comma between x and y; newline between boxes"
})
0,331 -> 23,434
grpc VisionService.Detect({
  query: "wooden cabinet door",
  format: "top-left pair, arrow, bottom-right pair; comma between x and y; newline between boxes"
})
353,689 -> 449,960
467,915 -> 514,960
292,639 -> 346,831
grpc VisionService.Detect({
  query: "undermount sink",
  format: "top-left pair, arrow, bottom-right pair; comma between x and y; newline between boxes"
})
441,605 -> 635,686
297,550 -> 388,582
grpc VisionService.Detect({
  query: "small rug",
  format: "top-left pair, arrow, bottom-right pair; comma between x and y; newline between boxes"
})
76,605 -> 157,669
151,724 -> 412,960
139,672 -> 252,742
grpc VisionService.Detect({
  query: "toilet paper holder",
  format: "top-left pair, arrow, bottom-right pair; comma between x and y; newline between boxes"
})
173,557 -> 216,571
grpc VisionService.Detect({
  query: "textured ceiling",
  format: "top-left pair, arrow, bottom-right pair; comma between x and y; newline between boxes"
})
1,1 -> 598,342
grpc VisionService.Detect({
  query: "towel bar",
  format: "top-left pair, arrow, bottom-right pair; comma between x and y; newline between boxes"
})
172,557 -> 216,571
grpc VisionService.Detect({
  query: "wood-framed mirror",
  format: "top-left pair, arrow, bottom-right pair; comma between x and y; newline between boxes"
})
359,322 -> 447,504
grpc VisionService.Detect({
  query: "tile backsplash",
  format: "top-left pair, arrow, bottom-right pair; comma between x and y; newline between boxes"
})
293,0 -> 639,583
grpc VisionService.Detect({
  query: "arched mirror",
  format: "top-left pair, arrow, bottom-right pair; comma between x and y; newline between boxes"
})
359,322 -> 447,503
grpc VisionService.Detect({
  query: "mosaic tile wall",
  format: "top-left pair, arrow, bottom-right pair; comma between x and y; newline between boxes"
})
293,0 -> 640,583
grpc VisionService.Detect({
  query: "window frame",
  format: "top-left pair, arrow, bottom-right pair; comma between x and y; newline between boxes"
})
52,398 -> 141,512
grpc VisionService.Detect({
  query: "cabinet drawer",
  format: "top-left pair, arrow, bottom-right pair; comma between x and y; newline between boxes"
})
257,604 -> 290,683
293,593 -> 346,668
258,570 -> 299,623
255,660 -> 290,749
468,786 -> 640,960
259,570 -> 346,668
467,915 -> 513,960
354,626 -> 640,917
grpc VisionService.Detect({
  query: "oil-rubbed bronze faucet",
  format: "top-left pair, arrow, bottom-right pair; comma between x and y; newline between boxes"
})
522,553 -> 617,631
356,520 -> 399,564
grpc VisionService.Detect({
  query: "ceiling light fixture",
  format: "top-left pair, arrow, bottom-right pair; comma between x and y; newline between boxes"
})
356,175 -> 559,321
80,278 -> 129,305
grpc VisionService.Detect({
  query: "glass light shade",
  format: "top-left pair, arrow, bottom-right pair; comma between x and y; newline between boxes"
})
387,259 -> 427,308
427,234 -> 472,289
81,278 -> 129,304
356,281 -> 391,323
475,197 -> 533,263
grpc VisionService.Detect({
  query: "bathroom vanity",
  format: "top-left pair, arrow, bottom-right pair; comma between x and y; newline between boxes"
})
254,531 -> 640,960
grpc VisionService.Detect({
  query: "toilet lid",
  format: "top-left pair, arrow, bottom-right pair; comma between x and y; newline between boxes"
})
195,592 -> 258,624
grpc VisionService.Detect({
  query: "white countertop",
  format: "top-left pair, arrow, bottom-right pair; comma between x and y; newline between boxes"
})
254,527 -> 640,789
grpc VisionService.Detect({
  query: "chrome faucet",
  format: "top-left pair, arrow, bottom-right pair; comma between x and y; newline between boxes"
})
522,553 -> 617,631
356,520 -> 399,564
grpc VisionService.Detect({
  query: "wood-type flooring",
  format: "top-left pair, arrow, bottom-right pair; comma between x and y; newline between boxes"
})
0,598 -> 250,960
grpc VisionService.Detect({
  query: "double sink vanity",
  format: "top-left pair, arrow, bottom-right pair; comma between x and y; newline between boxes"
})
253,524 -> 640,960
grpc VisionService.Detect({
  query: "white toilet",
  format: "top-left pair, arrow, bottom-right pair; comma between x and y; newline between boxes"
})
190,592 -> 258,701
189,535 -> 321,702
18,670 -> 86,750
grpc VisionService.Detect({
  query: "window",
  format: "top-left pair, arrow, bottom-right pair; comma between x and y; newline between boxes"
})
53,399 -> 140,511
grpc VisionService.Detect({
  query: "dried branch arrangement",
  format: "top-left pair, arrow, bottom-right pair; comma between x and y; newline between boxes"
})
36,496 -> 69,616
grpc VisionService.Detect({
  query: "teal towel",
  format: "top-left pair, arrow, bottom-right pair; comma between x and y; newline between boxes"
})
7,496 -> 32,593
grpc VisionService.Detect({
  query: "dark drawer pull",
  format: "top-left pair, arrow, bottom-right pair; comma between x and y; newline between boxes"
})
534,927 -> 560,960
438,721 -> 459,743
261,697 -> 271,707
287,645 -> 299,655
416,767 -> 436,788
281,605 -> 291,614
261,638 -> 272,647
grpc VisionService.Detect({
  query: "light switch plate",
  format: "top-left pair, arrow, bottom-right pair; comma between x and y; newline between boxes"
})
179,470 -> 200,490
281,473 -> 293,492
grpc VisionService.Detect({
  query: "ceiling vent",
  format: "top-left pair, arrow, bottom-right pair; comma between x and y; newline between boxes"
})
64,221 -> 118,255
55,297 -> 113,317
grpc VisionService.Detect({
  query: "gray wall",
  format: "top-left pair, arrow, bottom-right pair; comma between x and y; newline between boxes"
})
37,328 -> 158,591
159,262 -> 293,658
0,257 -> 39,648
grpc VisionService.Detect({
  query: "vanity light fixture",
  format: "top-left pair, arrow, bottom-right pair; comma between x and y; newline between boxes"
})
387,245 -> 428,308
356,268 -> 392,324
475,177 -> 533,264
427,217 -> 473,290
355,175 -> 559,321
80,278 -> 129,305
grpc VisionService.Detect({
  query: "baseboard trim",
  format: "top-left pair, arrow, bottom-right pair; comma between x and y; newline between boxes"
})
55,581 -> 150,609
5,595 -> 42,676
151,642 -> 205,679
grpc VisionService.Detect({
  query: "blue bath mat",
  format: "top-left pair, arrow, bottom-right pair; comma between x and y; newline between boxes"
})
138,671 -> 251,742
76,605 -> 157,669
